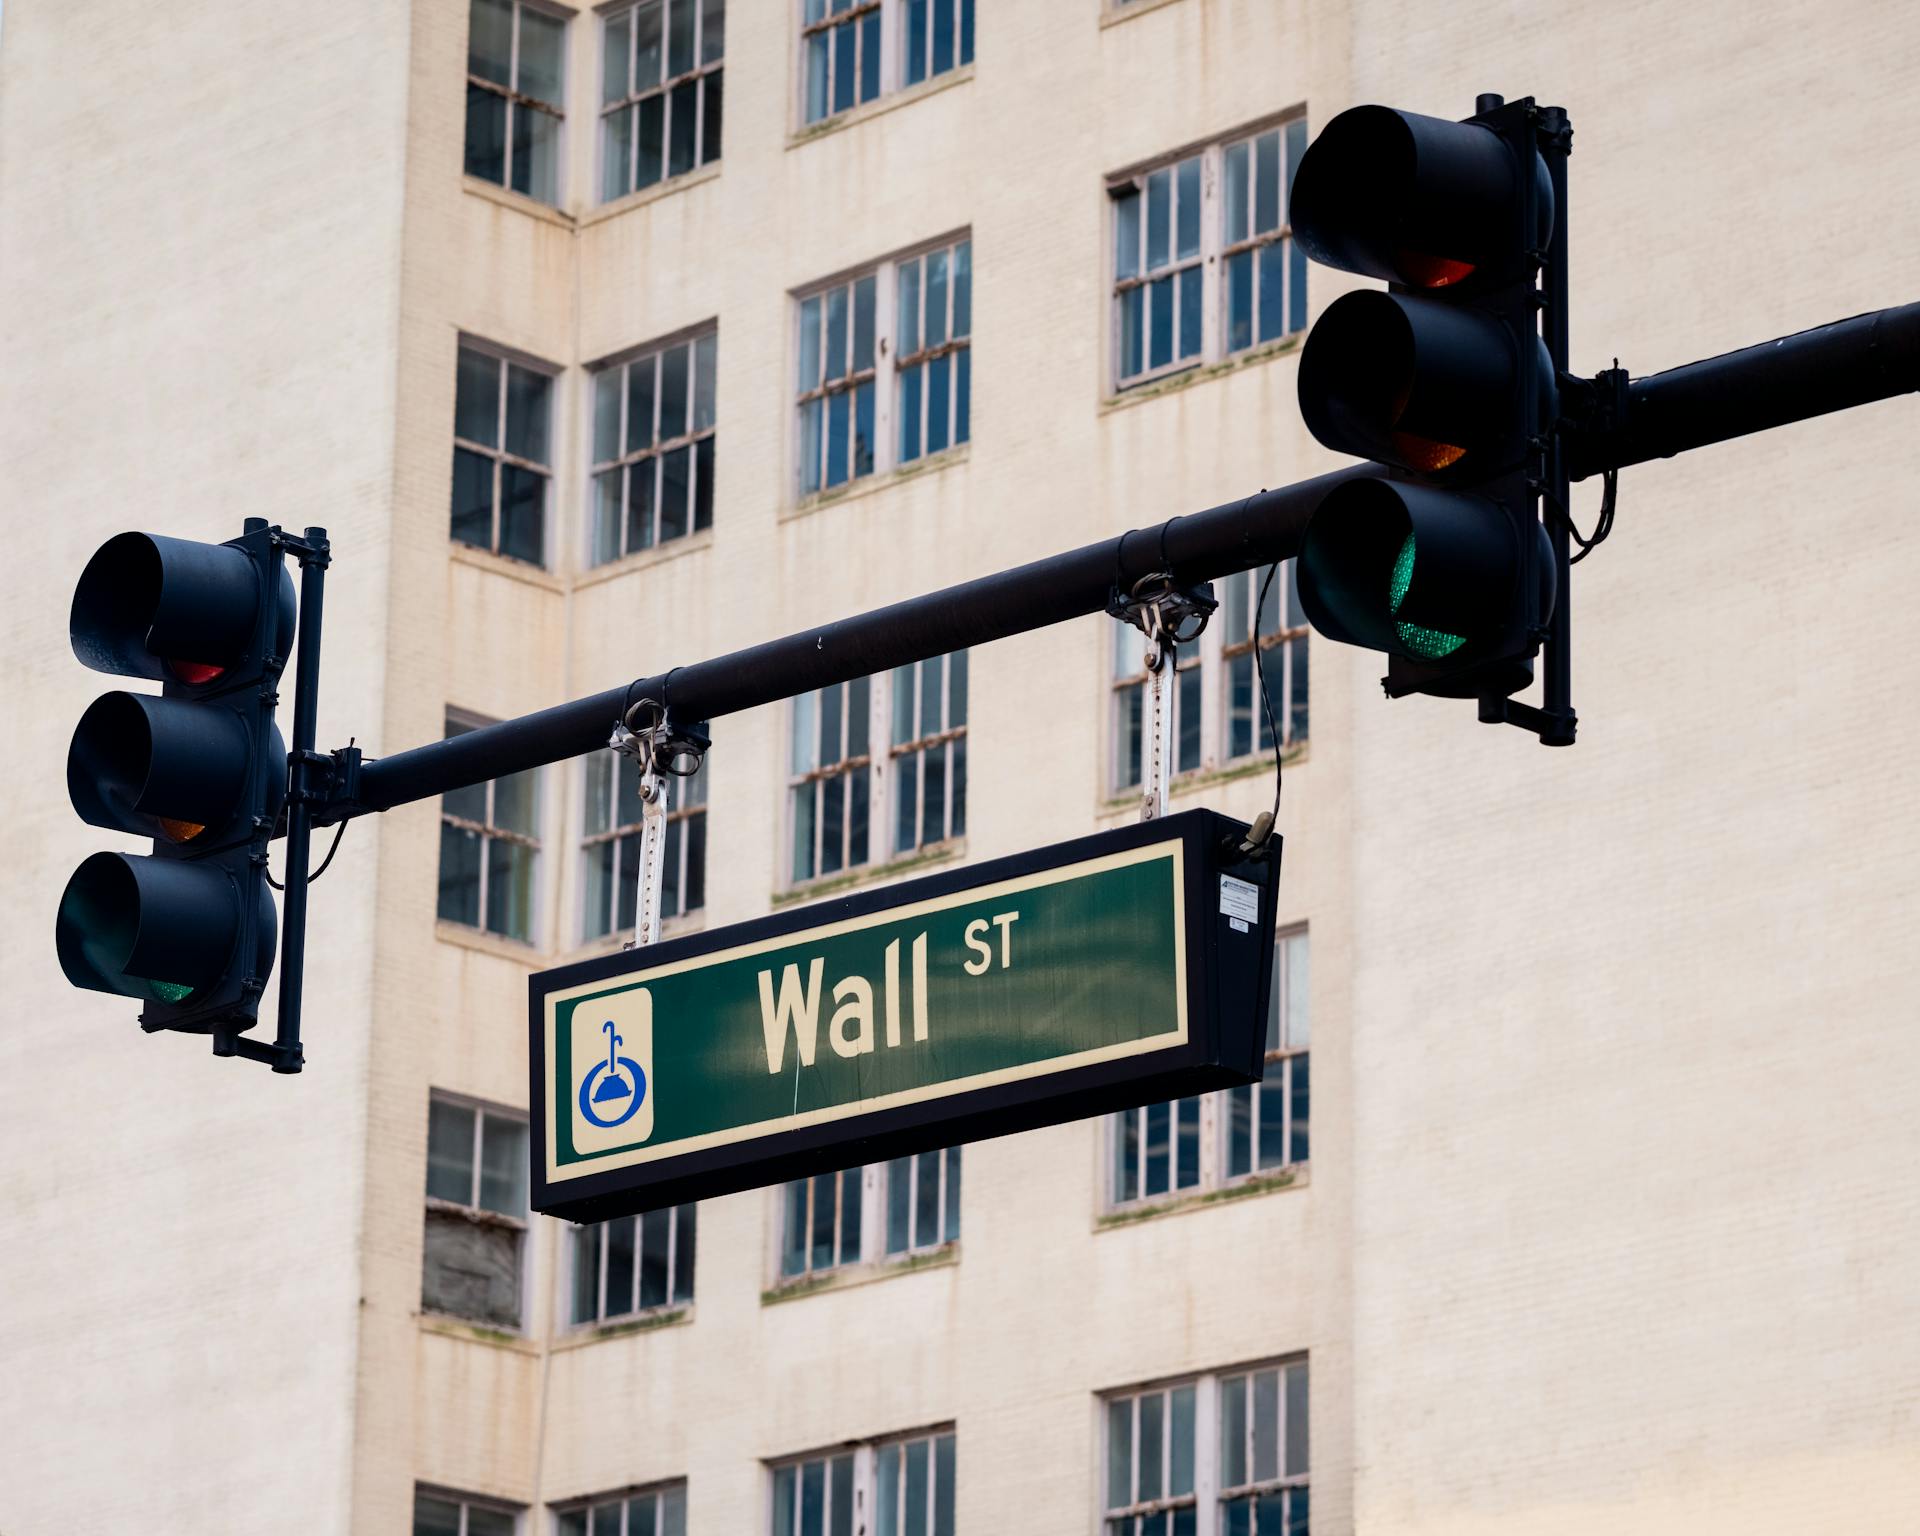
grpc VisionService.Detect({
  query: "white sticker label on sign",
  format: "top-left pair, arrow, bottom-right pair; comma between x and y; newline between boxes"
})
1219,875 -> 1260,925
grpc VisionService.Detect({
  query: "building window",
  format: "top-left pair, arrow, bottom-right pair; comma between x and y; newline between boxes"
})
894,239 -> 971,466
591,331 -> 718,564
795,235 -> 971,500
452,342 -> 553,567
465,0 -> 565,205
779,1151 -> 962,1279
569,1204 -> 697,1326
1110,114 -> 1308,393
889,650 -> 967,855
801,0 -> 972,125
788,654 -> 969,885
1104,1363 -> 1307,1536
1110,564 -> 1308,795
600,0 -> 723,202
422,1094 -> 529,1328
438,714 -> 541,943
416,1489 -> 521,1536
885,1145 -> 961,1256
1107,928 -> 1309,1211
772,1430 -> 956,1536
582,755 -> 707,940
557,1483 -> 687,1536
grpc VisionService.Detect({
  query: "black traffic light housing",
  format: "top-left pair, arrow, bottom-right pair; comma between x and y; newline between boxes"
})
58,523 -> 295,1036
1290,96 -> 1574,727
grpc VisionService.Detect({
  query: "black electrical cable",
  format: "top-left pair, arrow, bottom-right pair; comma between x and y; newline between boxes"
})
267,819 -> 348,891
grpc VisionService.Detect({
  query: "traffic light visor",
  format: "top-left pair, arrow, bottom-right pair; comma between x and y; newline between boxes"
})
70,532 -> 294,685
56,852 -> 246,1004
68,691 -> 279,844
1289,105 -> 1546,290
1298,479 -> 1527,661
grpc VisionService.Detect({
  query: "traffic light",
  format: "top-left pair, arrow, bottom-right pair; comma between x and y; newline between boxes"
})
1289,96 -> 1564,706
57,521 -> 295,1038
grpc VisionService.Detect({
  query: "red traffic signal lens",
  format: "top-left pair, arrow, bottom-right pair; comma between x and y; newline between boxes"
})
1395,250 -> 1477,289
168,660 -> 227,685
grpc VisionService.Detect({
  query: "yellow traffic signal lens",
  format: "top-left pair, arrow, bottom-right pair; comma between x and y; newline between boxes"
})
157,817 -> 207,842
1395,250 -> 1476,288
1390,431 -> 1468,473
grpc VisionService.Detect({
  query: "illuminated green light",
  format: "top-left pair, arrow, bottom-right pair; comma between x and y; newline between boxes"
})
1389,532 -> 1466,660
149,980 -> 195,1004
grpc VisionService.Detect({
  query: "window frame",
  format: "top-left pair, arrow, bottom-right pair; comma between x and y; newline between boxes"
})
1106,109 -> 1309,397
422,1092 -> 532,1332
769,1426 -> 957,1536
439,709 -> 544,945
796,0 -> 975,129
791,231 -> 972,505
783,654 -> 970,892
465,0 -> 570,205
415,1485 -> 525,1536
564,1203 -> 698,1329
1101,1361 -> 1308,1536
773,1150 -> 962,1285
1104,926 -> 1309,1214
587,325 -> 720,566
1107,564 -> 1309,798
451,339 -> 558,568
596,0 -> 724,203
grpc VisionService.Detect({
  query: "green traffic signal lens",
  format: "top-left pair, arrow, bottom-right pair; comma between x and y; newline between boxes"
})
1389,534 -> 1467,660
55,854 -> 202,1004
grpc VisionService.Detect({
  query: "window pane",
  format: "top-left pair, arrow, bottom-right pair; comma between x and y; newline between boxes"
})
627,456 -> 656,551
825,390 -> 849,490
801,1459 -> 826,1536
479,1114 -> 527,1215
1285,116 -> 1308,206
603,12 -> 631,104
658,344 -> 689,441
1222,1502 -> 1250,1536
1119,285 -> 1144,381
913,1148 -> 940,1246
809,1170 -> 837,1269
570,1222 -> 602,1324
950,735 -> 966,837
931,0 -> 954,74
518,7 -> 566,104
1146,168 -> 1170,271
904,1438 -> 929,1536
660,445 -> 691,542
669,78 -> 697,175
959,0 -> 973,63
427,1099 -> 476,1203
1285,1362 -> 1309,1473
636,0 -> 664,85
590,469 -> 623,565
899,364 -> 923,464
1115,189 -> 1141,281
1290,1054 -> 1310,1164
464,82 -> 508,184
1228,1083 -> 1252,1177
603,1212 -> 636,1315
1107,1397 -> 1133,1508
1113,1109 -> 1138,1204
943,1146 -> 961,1240
486,836 -> 536,939
1225,141 -> 1249,244
1169,1384 -> 1195,1495
773,1464 -> 797,1536
839,1165 -> 863,1263
601,106 -> 635,200
703,68 -> 724,161
1179,266 -> 1202,361
628,1499 -> 655,1536
894,750 -> 919,854
1289,238 -> 1308,335
1177,663 -> 1202,772
493,763 -> 540,835
701,0 -> 725,61
832,19 -> 856,113
1284,932 -> 1310,1045
505,365 -> 550,463
437,822 -> 482,925
1175,1094 -> 1200,1187
667,0 -> 694,73
636,91 -> 665,188
782,1180 -> 809,1276
416,1495 -> 463,1536
926,250 -> 949,349
499,464 -> 545,563
694,435 -> 715,532
1227,250 -> 1254,354
1176,155 -> 1200,260
805,31 -> 829,123
831,1453 -> 856,1536
1143,1100 -> 1169,1196
858,11 -> 880,100
671,1202 -> 697,1299
1253,1368 -> 1280,1480
1220,1376 -> 1247,1487
512,101 -> 560,203
906,0 -> 928,84
469,0 -> 514,83
693,332 -> 718,429
640,1204 -> 671,1306
853,274 -> 877,372
1256,129 -> 1281,233
927,354 -> 950,455
1149,276 -> 1173,370
879,1444 -> 902,1536
1138,1391 -> 1163,1501
450,448 -> 494,549
1258,240 -> 1288,344
455,348 -> 501,446
886,1155 -> 911,1253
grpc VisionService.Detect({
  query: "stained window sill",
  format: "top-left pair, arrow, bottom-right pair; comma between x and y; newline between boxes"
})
773,840 -> 965,908
581,161 -> 723,227
761,1243 -> 959,1306
1100,0 -> 1189,27
781,445 -> 970,526
1099,742 -> 1310,816
462,174 -> 576,229
787,65 -> 974,150
1095,1166 -> 1309,1231
419,1312 -> 539,1353
436,919 -> 547,965
553,1304 -> 694,1349
1100,334 -> 1303,416
450,539 -> 566,592
572,528 -> 714,589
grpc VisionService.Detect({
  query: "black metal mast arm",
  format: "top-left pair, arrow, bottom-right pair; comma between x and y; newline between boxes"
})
335,464 -> 1380,818
1564,301 -> 1920,481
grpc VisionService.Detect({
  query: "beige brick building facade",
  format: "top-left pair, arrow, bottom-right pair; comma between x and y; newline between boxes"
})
3,1 -> 1919,1532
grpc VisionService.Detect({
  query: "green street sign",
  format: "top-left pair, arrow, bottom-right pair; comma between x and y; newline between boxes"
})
531,809 -> 1279,1222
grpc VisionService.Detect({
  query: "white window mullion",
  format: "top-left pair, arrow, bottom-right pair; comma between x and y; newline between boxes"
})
874,261 -> 898,475
1201,146 -> 1225,366
1195,1374 -> 1220,1536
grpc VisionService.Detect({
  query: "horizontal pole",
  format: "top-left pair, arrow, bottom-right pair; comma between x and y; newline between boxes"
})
343,464 -> 1378,817
1566,301 -> 1920,480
